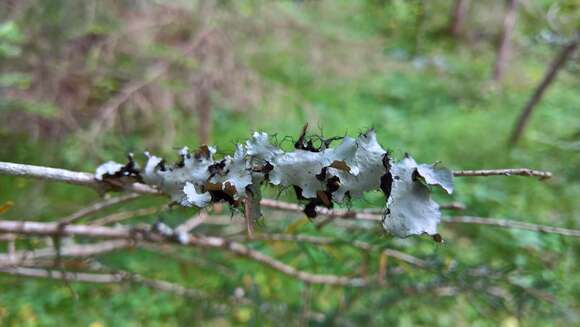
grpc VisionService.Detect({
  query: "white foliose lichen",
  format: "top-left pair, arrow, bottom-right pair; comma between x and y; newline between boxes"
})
96,129 -> 454,238
95,161 -> 125,181
181,181 -> 211,207
327,130 -> 388,201
209,145 -> 252,200
382,155 -> 453,237
143,146 -> 215,205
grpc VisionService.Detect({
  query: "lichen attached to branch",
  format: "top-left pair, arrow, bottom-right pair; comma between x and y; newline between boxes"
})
95,127 -> 454,238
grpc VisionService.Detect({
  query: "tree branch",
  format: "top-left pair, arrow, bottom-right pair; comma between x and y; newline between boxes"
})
234,233 -> 429,268
189,235 -> 368,287
0,161 -> 159,194
452,168 -> 552,178
88,206 -> 164,226
175,212 -> 208,234
445,216 -> 580,237
0,161 -> 98,188
509,37 -> 579,145
260,199 -> 379,221
59,193 -> 141,225
0,240 -> 132,267
0,220 -> 368,287
0,161 -> 552,197
259,200 -> 580,237
0,220 -> 133,239
0,266 -> 204,299
0,266 -> 126,282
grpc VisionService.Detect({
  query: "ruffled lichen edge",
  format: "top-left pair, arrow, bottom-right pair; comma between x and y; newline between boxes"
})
95,128 -> 454,238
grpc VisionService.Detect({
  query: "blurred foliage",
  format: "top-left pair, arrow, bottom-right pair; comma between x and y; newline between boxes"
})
0,0 -> 579,326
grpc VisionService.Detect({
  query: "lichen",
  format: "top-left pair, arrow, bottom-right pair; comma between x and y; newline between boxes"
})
382,155 -> 443,237
95,128 -> 454,238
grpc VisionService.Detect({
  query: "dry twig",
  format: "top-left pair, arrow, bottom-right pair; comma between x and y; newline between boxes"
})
0,220 -> 367,287
0,266 -> 204,299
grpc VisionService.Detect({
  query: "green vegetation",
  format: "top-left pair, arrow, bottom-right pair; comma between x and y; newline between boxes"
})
0,1 -> 579,325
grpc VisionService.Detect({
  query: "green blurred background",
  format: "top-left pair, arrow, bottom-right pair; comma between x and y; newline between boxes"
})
0,0 -> 579,326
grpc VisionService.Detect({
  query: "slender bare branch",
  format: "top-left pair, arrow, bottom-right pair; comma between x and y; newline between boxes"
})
0,240 -> 132,267
142,244 -> 236,277
0,161 -> 97,188
136,275 -> 205,299
440,202 -> 467,211
352,202 -> 466,213
258,200 -> 580,237
445,216 -> 580,237
0,161 -> 159,194
239,233 -> 370,251
0,266 -> 125,282
452,168 -> 552,178
88,206 -> 163,226
0,221 -> 368,287
234,233 -> 429,268
510,37 -> 579,145
59,193 -> 141,225
0,220 -> 133,239
2,216 -> 577,292
189,235 -> 368,287
0,234 -> 17,241
260,199 -> 378,221
175,212 -> 208,234
244,194 -> 255,239
0,266 -> 204,298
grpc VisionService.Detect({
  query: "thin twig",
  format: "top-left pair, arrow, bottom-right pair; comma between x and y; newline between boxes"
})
351,202 -> 466,213
0,220 -> 133,239
0,161 -> 159,194
59,193 -> 141,225
244,194 -> 255,239
0,162 -> 98,188
258,201 -> 580,237
260,199 -> 378,221
0,266 -> 204,299
444,216 -> 580,237
0,240 -> 132,267
88,206 -> 164,226
189,235 -> 367,287
0,266 -> 125,282
6,213 -> 577,243
452,169 -> 552,179
233,233 -> 429,268
509,37 -> 579,145
0,234 -> 16,241
142,243 -> 236,277
0,220 -> 368,287
440,202 -> 467,211
175,212 -> 208,234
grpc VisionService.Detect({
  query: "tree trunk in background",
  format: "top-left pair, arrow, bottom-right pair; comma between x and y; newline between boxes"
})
509,38 -> 579,146
449,0 -> 469,39
493,0 -> 518,82
196,84 -> 212,145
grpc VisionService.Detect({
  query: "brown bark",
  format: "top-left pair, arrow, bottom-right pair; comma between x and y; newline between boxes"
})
449,0 -> 469,38
509,39 -> 578,145
493,0 -> 518,81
